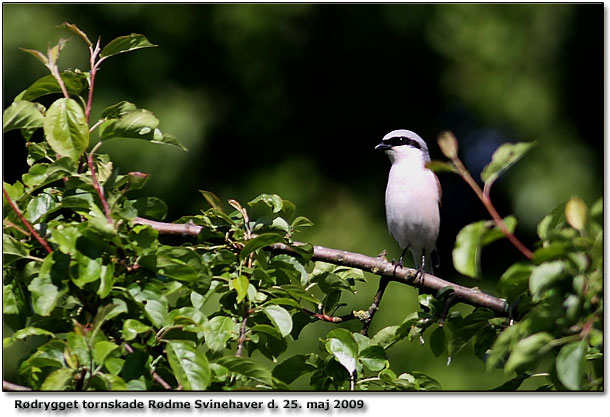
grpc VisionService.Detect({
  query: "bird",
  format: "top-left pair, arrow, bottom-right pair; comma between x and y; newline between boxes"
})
375,129 -> 441,283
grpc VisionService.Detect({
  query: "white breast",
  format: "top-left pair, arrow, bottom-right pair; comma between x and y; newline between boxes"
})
385,159 -> 440,253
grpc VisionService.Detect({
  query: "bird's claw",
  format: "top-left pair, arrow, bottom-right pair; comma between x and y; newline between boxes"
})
413,266 -> 426,287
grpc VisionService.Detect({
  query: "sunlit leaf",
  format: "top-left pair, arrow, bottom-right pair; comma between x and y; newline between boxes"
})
100,33 -> 157,58
529,261 -> 564,300
202,316 -> 235,352
240,233 -> 285,260
263,305 -> 293,337
325,328 -> 357,374
215,356 -> 273,386
481,142 -> 535,190
452,216 -> 516,278
3,100 -> 45,133
505,332 -> 553,374
41,368 -> 75,390
15,71 -> 89,102
165,340 -> 210,390
58,22 -> 92,46
43,98 -> 89,161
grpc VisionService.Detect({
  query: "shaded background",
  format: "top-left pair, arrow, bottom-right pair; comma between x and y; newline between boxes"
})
2,4 -> 603,390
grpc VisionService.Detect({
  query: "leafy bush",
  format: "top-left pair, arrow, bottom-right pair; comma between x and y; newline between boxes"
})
3,24 -> 602,391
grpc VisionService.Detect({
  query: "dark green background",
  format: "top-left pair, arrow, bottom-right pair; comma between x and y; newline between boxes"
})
2,3 -> 603,390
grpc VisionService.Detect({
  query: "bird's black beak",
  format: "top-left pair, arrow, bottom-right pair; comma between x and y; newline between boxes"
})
375,142 -> 391,151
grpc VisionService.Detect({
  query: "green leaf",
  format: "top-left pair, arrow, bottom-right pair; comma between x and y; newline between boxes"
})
100,33 -> 157,58
66,331 -> 90,366
26,193 -> 57,223
251,324 -> 283,340
565,197 -> 587,231
15,71 -> 89,102
325,328 -> 358,374
263,305 -> 293,337
131,196 -> 167,220
556,341 -> 586,391
3,234 -> 29,264
370,326 -> 399,349
4,327 -> 54,348
93,341 -> 119,366
40,368 -> 75,390
537,202 -> 566,240
58,22 -> 92,46
28,253 -> 69,316
202,316 -> 235,352
128,284 -> 169,328
97,263 -> 115,298
262,297 -> 302,309
481,142 -> 535,189
529,261 -> 564,300
99,108 -> 158,140
122,319 -> 151,341
43,98 -> 89,161
199,190 -> 224,212
249,194 -> 283,213
3,280 -> 27,330
498,262 -> 533,302
505,332 -> 553,374
430,326 -> 446,357
20,47 -> 48,66
70,255 -> 102,288
359,345 -> 387,372
240,233 -> 285,259
100,101 -> 138,119
271,254 -> 309,285
3,100 -> 45,132
165,340 -> 210,390
452,216 -> 517,278
230,275 -> 249,303
272,354 -> 317,384
215,356 -> 273,386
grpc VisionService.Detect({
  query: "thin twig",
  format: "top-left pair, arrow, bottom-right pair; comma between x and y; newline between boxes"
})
360,277 -> 390,336
3,187 -> 53,254
123,342 -> 172,390
133,217 -> 509,315
452,157 -> 533,260
86,141 -> 112,223
236,310 -> 249,357
3,218 -> 31,236
85,38 -> 102,124
302,308 -> 354,323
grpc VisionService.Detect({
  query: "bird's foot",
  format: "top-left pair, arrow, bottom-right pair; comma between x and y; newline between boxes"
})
391,258 -> 403,276
413,265 -> 426,287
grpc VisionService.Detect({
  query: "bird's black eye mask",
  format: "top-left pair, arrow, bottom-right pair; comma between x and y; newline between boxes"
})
383,136 -> 422,150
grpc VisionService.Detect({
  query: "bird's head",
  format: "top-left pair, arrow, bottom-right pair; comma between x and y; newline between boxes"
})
375,129 -> 431,164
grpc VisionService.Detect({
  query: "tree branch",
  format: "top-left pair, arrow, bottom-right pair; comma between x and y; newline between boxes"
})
3,187 -> 53,254
360,277 -> 390,335
133,217 -> 508,316
3,380 -> 32,391
236,308 -> 249,357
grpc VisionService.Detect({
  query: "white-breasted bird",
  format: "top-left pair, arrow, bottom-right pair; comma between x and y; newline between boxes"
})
375,129 -> 441,281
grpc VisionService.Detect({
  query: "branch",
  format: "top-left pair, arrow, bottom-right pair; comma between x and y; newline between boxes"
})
3,187 -> 53,254
236,308 -> 249,357
133,217 -> 509,316
3,380 -> 31,391
302,308 -> 355,323
86,142 -> 112,223
360,277 -> 390,335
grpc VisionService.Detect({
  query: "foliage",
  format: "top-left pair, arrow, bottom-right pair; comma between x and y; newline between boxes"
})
3,24 -> 602,392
